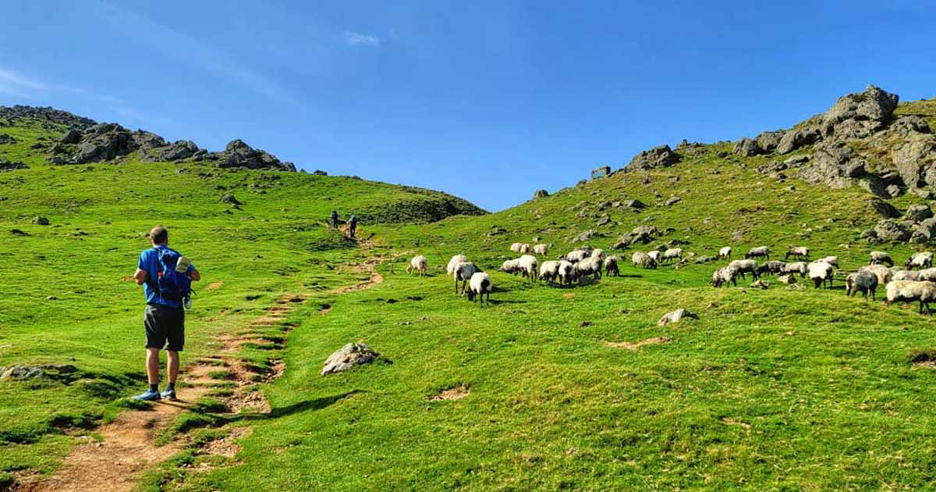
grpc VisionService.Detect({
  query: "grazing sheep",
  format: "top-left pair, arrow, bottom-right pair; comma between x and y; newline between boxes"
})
647,250 -> 662,263
785,246 -> 810,261
406,255 -> 427,276
718,246 -> 732,260
712,266 -> 739,287
533,244 -> 549,256
916,268 -> 936,282
453,262 -> 479,295
466,272 -> 492,306
447,254 -> 468,275
566,249 -> 590,263
905,252 -> 934,270
893,270 -> 920,281
604,256 -> 620,277
575,256 -> 603,281
591,248 -> 607,261
557,260 -> 578,285
539,260 -> 560,283
756,260 -> 786,277
519,243 -> 532,254
818,256 -> 840,268
510,243 -> 522,253
518,255 -> 538,280
885,280 -> 936,314
807,261 -> 834,289
728,259 -> 759,279
745,246 -> 770,261
499,259 -> 523,276
632,251 -> 657,269
859,264 -> 893,286
869,251 -> 893,267
662,248 -> 683,264
846,271 -> 878,299
782,262 -> 807,278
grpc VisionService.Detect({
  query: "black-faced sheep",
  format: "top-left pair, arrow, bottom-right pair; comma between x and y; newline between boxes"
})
807,261 -> 834,289
893,270 -> 920,282
447,254 -> 468,275
466,272 -> 492,307
519,243 -> 532,254
859,264 -> 892,286
846,271 -> 878,299
510,243 -> 522,253
557,260 -> 578,285
632,251 -> 657,269
604,256 -> 619,277
728,259 -> 759,279
719,246 -> 732,260
869,251 -> 893,267
647,250 -> 661,263
539,260 -> 560,283
885,280 -> 936,314
905,252 -> 933,270
575,256 -> 602,282
406,255 -> 427,276
785,246 -> 810,261
745,246 -> 770,261
453,262 -> 479,295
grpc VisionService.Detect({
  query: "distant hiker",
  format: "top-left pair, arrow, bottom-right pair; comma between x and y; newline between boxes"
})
330,210 -> 339,229
348,215 -> 358,238
132,225 -> 200,401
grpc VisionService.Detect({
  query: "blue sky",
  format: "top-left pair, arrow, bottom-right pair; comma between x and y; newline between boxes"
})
1,1 -> 934,211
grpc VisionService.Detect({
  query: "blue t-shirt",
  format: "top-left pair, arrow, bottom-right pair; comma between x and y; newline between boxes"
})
138,245 -> 194,308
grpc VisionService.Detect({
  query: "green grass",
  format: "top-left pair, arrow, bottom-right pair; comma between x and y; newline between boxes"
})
4,100 -> 936,490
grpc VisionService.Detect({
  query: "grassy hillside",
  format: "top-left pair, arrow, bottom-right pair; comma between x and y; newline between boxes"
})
4,97 -> 936,490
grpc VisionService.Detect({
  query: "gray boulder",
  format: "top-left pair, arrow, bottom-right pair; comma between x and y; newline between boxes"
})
572,229 -> 597,243
664,196 -> 681,206
777,128 -> 821,154
732,138 -> 760,157
212,139 -> 295,171
591,166 -> 611,180
0,364 -> 77,381
622,199 -> 646,209
626,145 -> 680,171
321,342 -> 380,376
866,198 -> 900,218
657,309 -> 698,326
533,189 -> 549,199
0,159 -> 28,172
141,140 -> 199,162
60,129 -> 81,144
905,204 -> 933,223
875,218 -> 912,242
755,131 -> 784,152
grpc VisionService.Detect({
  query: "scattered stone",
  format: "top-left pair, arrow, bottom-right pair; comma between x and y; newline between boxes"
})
10,229 -> 29,236
622,199 -> 646,209
591,166 -> 611,180
321,342 -> 380,376
867,198 -> 900,218
751,280 -> 769,289
663,196 -> 681,206
312,170 -> 327,176
572,229 -> 598,243
0,364 -> 77,381
626,145 -> 680,171
875,218 -> 912,242
0,159 -> 28,171
755,130 -> 784,152
905,204 -> 933,223
220,194 -> 241,206
732,137 -> 761,157
32,216 -> 49,226
533,189 -> 549,199
657,309 -> 698,327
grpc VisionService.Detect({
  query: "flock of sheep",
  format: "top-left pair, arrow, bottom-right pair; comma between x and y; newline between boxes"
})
405,242 -> 936,314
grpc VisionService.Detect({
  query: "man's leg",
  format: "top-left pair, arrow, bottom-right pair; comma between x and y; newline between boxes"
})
136,306 -> 165,400
166,350 -> 179,385
161,307 -> 184,400
146,347 -> 161,385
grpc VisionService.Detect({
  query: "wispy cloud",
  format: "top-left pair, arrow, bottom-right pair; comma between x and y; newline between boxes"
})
0,67 -> 49,98
343,31 -> 381,48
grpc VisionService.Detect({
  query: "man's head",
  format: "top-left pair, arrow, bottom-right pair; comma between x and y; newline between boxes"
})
149,225 -> 168,246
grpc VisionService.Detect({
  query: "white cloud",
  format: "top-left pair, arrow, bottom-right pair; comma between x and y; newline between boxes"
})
0,67 -> 49,98
343,31 -> 380,48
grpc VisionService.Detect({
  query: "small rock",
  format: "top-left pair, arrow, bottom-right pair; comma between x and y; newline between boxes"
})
657,309 -> 698,327
751,280 -> 769,289
322,342 -> 380,376
778,275 -> 795,285
664,196 -> 681,206
905,204 -> 933,223
220,194 -> 241,205
32,216 -> 50,226
46,296 -> 58,301
579,321 -> 593,328
533,189 -> 549,199
10,229 -> 29,236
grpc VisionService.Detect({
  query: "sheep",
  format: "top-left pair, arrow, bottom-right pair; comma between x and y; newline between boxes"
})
662,248 -> 683,264
756,260 -> 786,277
785,246 -> 810,261
869,251 -> 893,267
712,266 -> 738,287
916,268 -> 936,282
447,254 -> 468,275
575,256 -> 603,282
566,249 -> 590,263
539,260 -> 560,283
818,256 -> 840,268
728,259 -> 759,279
807,261 -> 834,289
719,246 -> 732,260
510,243 -> 522,253
533,244 -> 549,256
885,280 -> 936,314
406,255 -> 427,276
893,270 -> 920,282
647,250 -> 662,263
453,262 -> 479,295
846,271 -> 878,299
519,243 -> 532,254
632,251 -> 657,269
745,246 -> 770,261
499,259 -> 523,276
591,248 -> 607,261
782,261 -> 807,278
466,272 -> 492,307
859,264 -> 892,286
518,255 -> 538,280
905,252 -> 934,270
557,260 -> 578,285
604,256 -> 619,277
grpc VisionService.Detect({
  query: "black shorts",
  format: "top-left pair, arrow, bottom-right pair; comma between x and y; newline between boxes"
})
144,303 -> 185,351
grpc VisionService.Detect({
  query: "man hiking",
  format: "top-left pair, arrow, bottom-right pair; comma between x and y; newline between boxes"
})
348,214 -> 358,239
330,210 -> 339,229
132,225 -> 200,401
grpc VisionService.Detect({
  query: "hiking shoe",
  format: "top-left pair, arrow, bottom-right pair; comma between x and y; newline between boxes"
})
133,389 -> 162,401
160,387 -> 177,401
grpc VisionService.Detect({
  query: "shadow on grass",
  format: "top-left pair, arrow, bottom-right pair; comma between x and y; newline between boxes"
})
240,390 -> 365,422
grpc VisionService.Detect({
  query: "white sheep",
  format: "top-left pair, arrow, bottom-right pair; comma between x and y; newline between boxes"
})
662,248 -> 683,264
782,261 -> 807,278
647,250 -> 661,263
718,246 -> 732,260
575,256 -> 603,282
905,252 -> 934,270
745,246 -> 770,261
499,259 -> 523,276
566,249 -> 589,263
447,254 -> 468,275
453,262 -> 479,295
466,272 -> 492,307
846,271 -> 878,299
590,248 -> 607,261
604,256 -> 619,277
518,255 -> 538,280
539,260 -> 560,283
519,243 -> 532,254
406,255 -> 427,276
916,268 -> 936,282
631,251 -> 657,269
712,266 -> 739,287
728,259 -> 759,279
818,256 -> 839,268
756,260 -> 786,277
893,270 -> 920,282
533,244 -> 549,256
807,261 -> 834,289
869,251 -> 893,267
859,264 -> 892,286
510,243 -> 522,253
885,280 -> 936,314
785,246 -> 810,261
557,260 -> 578,285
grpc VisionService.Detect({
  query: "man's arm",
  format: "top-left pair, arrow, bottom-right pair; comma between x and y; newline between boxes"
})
189,269 -> 201,282
134,268 -> 147,285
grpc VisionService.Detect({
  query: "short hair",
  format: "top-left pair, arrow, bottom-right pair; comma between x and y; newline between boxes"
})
150,225 -> 168,245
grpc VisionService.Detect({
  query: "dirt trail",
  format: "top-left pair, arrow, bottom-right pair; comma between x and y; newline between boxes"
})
17,293 -> 310,492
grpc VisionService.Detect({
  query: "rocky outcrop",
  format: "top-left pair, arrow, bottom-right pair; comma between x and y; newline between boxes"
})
591,165 -> 611,179
208,139 -> 296,172
875,218 -> 912,242
0,105 -> 95,130
756,131 -> 783,152
321,343 -> 380,376
533,189 -> 549,199
612,225 -> 658,249
732,137 -> 760,157
0,159 -> 28,171
626,145 -> 680,171
0,134 -> 16,145
140,140 -> 200,162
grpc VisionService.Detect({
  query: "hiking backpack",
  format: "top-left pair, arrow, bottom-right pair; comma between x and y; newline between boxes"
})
151,248 -> 192,302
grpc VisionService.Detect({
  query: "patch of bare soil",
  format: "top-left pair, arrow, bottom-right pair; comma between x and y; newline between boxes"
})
200,427 -> 251,459
720,417 -> 752,430
604,337 -> 673,350
431,385 -> 471,401
205,281 -> 223,291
